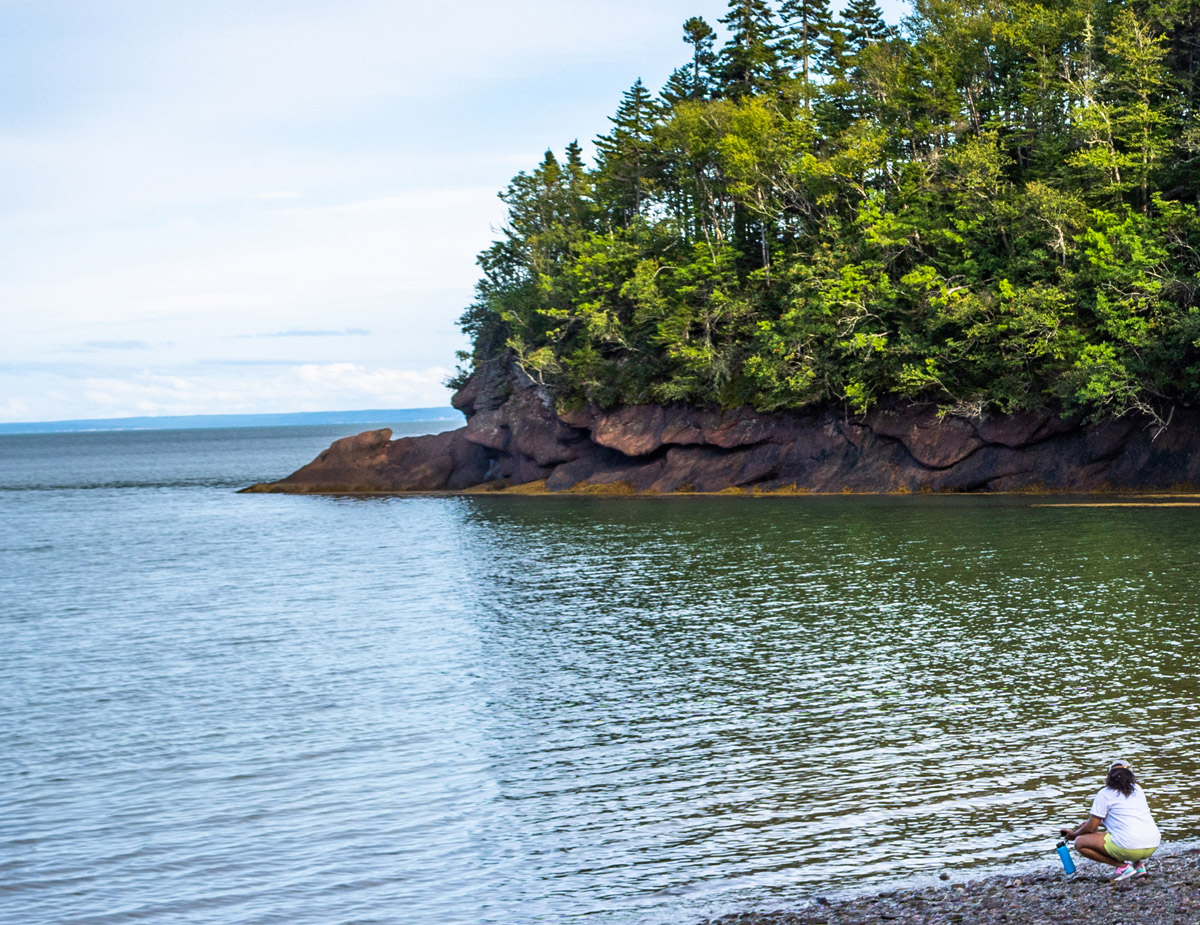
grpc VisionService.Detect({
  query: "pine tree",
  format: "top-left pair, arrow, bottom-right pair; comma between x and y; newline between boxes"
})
563,139 -> 595,229
683,16 -> 716,99
831,0 -> 893,123
841,0 -> 891,56
780,0 -> 833,110
716,0 -> 781,99
661,67 -> 697,107
816,20 -> 849,82
594,80 -> 663,226
813,21 -> 853,132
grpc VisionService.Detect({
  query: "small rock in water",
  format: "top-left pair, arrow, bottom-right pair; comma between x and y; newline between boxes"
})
939,872 -> 950,881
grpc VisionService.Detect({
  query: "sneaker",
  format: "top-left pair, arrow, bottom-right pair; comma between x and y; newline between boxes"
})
1111,862 -> 1137,881
1135,861 -> 1149,877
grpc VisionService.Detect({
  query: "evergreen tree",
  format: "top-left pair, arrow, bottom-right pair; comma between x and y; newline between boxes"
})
563,139 -> 595,228
716,0 -> 781,99
594,80 -> 663,226
663,18 -> 717,105
684,16 -> 717,99
812,21 -> 855,131
816,19 -> 848,81
1068,9 -> 1173,211
829,0 -> 895,123
841,0 -> 892,56
661,67 -> 697,107
780,0 -> 833,110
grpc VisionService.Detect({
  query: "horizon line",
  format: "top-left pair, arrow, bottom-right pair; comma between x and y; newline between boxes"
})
0,407 -> 464,435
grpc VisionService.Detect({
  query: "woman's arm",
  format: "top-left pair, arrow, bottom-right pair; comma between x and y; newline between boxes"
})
1060,815 -> 1103,840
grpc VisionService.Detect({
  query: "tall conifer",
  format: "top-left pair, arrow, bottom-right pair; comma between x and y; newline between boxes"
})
716,0 -> 781,99
594,80 -> 663,226
684,16 -> 717,99
841,0 -> 891,56
780,0 -> 833,110
664,18 -> 718,105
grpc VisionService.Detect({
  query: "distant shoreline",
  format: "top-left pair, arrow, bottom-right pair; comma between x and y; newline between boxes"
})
0,408 -> 463,435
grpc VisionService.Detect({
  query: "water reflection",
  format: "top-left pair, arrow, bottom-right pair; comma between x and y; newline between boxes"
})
5,476 -> 1199,925
450,497 -> 1200,919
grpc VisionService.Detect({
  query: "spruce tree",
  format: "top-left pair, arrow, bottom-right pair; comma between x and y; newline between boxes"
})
683,16 -> 717,99
813,22 -> 853,132
661,67 -> 697,106
563,139 -> 595,229
841,0 -> 891,57
834,0 -> 892,122
594,80 -> 663,226
716,0 -> 781,99
780,0 -> 833,110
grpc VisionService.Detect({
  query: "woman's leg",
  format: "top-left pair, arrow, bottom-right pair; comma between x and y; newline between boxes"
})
1074,832 -> 1121,866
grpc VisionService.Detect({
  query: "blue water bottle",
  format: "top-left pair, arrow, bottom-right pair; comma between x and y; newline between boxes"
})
1056,839 -> 1076,875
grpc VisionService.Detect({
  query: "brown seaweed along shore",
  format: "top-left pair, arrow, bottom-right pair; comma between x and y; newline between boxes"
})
700,847 -> 1200,925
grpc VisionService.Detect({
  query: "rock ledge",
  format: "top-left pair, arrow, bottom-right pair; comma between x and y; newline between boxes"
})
243,362 -> 1200,495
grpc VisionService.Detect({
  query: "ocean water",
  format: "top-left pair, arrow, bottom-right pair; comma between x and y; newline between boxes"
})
3,424 -> 1200,924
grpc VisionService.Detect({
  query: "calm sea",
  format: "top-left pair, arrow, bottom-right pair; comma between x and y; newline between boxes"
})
3,424 -> 1199,924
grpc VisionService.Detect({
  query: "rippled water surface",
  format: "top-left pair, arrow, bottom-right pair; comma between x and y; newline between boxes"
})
3,425 -> 1200,924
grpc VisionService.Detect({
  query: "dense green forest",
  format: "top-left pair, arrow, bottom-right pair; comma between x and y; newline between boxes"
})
455,0 -> 1200,427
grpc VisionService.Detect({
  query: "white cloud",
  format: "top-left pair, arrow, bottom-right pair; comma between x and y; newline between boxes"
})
132,292 -> 270,317
54,362 -> 455,420
0,397 -> 32,419
294,362 -> 450,400
83,340 -> 150,350
4,185 -> 502,337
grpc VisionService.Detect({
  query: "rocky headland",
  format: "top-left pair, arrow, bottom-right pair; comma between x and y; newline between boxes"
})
700,848 -> 1200,925
242,361 -> 1200,495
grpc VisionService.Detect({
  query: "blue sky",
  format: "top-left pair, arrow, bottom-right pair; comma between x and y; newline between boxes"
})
1,0 -> 909,422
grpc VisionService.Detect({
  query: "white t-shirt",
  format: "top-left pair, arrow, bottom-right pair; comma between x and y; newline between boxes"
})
1090,784 -> 1161,850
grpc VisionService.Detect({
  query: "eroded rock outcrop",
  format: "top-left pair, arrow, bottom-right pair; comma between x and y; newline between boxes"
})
243,360 -> 1200,494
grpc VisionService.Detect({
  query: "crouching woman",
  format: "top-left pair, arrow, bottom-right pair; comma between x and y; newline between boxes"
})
1061,761 -> 1161,881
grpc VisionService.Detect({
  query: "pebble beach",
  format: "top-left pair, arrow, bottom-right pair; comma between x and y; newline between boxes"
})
702,848 -> 1200,925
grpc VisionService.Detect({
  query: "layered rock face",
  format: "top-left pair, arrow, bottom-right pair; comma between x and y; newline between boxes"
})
244,361 -> 1200,494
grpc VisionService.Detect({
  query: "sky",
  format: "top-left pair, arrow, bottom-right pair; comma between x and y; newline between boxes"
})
0,0 -> 908,423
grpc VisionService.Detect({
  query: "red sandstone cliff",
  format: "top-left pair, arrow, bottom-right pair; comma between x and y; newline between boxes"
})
243,360 -> 1200,494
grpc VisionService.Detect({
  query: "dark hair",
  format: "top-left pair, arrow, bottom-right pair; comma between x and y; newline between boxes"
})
1107,765 -> 1136,798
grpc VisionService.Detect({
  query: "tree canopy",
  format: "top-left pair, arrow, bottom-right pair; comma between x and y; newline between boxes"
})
454,0 -> 1200,429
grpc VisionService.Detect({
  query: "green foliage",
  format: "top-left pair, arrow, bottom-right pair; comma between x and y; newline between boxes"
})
716,0 -> 782,99
456,0 -> 1200,426
779,0 -> 833,109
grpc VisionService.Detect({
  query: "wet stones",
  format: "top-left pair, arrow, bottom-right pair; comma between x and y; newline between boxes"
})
696,848 -> 1200,925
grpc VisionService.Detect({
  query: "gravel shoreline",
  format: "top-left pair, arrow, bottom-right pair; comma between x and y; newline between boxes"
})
701,848 -> 1200,924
